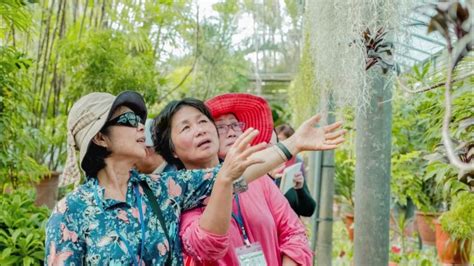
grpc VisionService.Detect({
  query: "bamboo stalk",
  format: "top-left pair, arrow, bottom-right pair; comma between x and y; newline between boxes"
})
36,0 -> 56,130
79,0 -> 88,39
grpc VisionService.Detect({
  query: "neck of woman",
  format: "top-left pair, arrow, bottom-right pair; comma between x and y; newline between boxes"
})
97,159 -> 134,202
183,156 -> 220,170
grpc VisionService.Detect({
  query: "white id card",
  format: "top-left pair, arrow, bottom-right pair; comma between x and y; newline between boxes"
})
235,242 -> 267,266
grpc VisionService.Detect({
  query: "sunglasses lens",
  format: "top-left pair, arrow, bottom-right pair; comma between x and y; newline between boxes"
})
114,112 -> 141,128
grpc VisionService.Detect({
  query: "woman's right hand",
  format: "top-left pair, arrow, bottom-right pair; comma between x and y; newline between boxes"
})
218,128 -> 267,183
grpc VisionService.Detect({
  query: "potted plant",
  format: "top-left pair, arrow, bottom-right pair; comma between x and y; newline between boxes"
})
30,115 -> 68,209
27,28 -> 161,208
390,151 -> 426,238
411,156 -> 445,246
412,175 -> 443,246
436,192 -> 474,265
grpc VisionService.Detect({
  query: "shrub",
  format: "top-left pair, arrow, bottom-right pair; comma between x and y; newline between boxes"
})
0,190 -> 50,265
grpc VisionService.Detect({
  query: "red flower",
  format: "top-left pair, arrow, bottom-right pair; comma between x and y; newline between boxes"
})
391,246 -> 401,254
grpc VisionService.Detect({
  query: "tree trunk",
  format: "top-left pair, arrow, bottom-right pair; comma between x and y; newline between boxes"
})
354,69 -> 393,265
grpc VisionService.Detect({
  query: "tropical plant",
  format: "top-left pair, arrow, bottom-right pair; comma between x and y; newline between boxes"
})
0,190 -> 50,265
439,192 -> 474,240
391,151 -> 425,208
362,27 -> 397,74
421,1 -> 473,173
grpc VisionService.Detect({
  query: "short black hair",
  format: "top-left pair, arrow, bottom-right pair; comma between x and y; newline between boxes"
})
275,123 -> 295,139
81,127 -> 112,178
153,98 -> 215,170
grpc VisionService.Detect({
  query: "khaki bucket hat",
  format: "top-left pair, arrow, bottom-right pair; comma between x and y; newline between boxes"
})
60,91 -> 147,187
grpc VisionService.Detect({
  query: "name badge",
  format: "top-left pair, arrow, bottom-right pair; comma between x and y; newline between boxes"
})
235,242 -> 267,266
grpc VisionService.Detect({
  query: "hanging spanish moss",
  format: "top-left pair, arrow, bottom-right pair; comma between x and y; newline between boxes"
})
306,0 -> 414,111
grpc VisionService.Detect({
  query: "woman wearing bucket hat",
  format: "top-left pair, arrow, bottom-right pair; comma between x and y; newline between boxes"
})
153,93 -> 345,265
45,91 -> 294,265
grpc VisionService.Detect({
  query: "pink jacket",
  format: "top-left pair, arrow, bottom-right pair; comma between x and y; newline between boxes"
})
179,175 -> 313,265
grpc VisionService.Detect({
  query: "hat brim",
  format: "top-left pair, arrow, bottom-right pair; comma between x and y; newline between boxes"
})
205,93 -> 273,145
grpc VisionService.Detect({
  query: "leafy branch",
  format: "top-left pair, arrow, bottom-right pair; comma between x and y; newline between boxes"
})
426,2 -> 474,173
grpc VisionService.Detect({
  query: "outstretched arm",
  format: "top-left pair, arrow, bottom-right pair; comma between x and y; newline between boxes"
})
241,114 -> 346,183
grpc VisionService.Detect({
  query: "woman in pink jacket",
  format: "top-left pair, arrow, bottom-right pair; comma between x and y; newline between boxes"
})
153,94 -> 345,265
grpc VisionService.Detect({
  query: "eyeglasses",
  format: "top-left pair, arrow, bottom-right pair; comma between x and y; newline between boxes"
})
104,112 -> 143,128
216,122 -> 245,135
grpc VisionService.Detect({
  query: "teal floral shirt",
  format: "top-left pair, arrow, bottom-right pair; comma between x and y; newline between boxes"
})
45,166 -> 220,265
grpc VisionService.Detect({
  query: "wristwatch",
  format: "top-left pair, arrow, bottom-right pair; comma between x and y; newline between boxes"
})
232,176 -> 248,194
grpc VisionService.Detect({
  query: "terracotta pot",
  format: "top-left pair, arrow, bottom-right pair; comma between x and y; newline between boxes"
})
415,211 -> 439,246
435,220 -> 472,265
35,171 -> 60,209
343,213 -> 354,241
388,262 -> 398,266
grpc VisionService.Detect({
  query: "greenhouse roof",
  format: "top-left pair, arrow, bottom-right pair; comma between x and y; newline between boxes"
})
394,6 -> 447,72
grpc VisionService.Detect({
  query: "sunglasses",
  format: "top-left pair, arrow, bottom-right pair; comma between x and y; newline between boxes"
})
104,112 -> 143,128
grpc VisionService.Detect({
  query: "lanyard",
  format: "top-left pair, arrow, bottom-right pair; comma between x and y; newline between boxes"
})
134,185 -> 146,263
231,195 -> 251,246
93,180 -> 145,266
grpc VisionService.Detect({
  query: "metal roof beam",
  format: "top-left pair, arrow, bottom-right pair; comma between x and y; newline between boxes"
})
410,32 -> 446,47
395,51 -> 421,63
395,41 -> 432,56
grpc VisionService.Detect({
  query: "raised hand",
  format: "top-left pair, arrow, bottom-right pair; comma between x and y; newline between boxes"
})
292,114 -> 346,152
219,128 -> 267,182
292,171 -> 304,189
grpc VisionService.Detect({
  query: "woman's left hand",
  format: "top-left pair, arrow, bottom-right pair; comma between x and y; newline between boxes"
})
291,114 -> 346,153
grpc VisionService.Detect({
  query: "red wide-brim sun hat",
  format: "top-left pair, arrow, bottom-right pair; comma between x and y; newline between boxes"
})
205,93 -> 274,146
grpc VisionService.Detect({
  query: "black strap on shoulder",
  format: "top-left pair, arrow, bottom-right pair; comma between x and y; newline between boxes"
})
139,180 -> 172,266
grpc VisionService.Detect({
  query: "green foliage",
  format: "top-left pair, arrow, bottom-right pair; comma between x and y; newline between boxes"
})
439,192 -> 474,240
59,29 -> 159,103
0,190 -> 50,265
0,0 -> 32,39
271,102 -> 290,126
213,0 -> 239,16
424,146 -> 470,205
288,33 -> 318,127
335,148 -> 355,211
0,46 -> 48,188
392,55 -> 474,211
391,151 -> 425,208
332,221 -> 354,264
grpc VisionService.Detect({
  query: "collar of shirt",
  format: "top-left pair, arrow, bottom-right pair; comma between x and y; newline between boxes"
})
88,169 -> 148,210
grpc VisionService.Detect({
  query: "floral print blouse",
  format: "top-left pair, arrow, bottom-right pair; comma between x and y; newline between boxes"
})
45,166 -> 219,265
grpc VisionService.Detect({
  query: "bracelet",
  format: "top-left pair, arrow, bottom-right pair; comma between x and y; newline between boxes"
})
232,176 -> 248,194
276,142 -> 293,161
